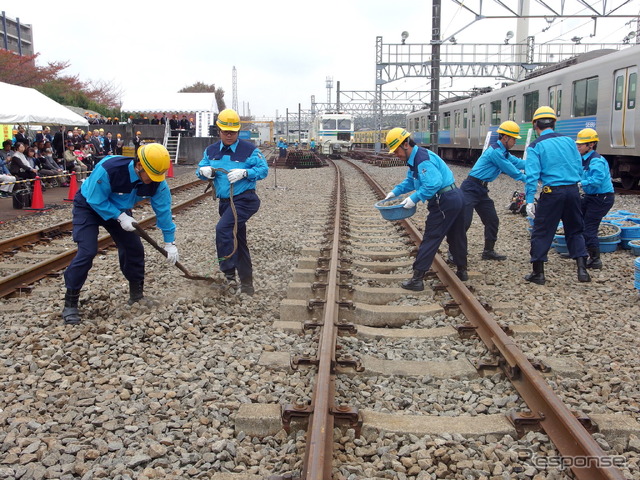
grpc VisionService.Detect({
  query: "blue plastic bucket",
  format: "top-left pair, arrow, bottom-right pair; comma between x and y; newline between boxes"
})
629,240 -> 640,256
599,240 -> 620,253
374,198 -> 417,221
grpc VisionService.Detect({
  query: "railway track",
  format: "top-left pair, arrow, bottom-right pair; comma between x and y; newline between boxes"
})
270,158 -> 626,479
0,179 -> 208,298
0,164 -> 637,479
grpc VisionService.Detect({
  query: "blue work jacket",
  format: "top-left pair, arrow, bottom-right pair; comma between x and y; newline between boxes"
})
196,139 -> 269,198
391,146 -> 456,203
80,155 -> 176,242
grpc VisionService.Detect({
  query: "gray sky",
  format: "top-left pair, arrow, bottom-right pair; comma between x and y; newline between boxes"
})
19,1 -> 640,118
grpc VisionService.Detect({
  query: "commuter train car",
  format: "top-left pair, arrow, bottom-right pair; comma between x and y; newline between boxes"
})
407,46 -> 640,188
353,128 -> 393,149
310,112 -> 354,155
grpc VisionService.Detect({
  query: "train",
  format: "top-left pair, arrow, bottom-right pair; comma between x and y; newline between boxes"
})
309,112 -> 354,155
353,128 -> 390,149
405,45 -> 640,189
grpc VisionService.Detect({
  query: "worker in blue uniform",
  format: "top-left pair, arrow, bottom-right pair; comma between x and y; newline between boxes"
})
277,137 -> 287,158
310,137 -> 316,153
197,108 -> 269,295
576,128 -> 615,269
384,128 -> 468,291
524,106 -> 590,285
461,120 -> 526,261
62,143 -> 178,325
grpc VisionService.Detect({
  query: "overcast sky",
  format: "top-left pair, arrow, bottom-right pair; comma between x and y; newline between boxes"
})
18,0 -> 640,119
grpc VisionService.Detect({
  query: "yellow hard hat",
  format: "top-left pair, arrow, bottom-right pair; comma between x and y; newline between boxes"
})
216,109 -> 241,131
386,127 -> 411,153
576,128 -> 599,144
137,143 -> 170,182
532,106 -> 557,122
497,120 -> 521,139
136,131 -> 141,135
117,133 -> 122,137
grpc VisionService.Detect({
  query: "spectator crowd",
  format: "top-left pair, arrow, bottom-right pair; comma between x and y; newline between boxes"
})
0,124 -> 125,198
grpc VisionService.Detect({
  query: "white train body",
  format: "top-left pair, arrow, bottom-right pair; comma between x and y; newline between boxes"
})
310,112 -> 354,155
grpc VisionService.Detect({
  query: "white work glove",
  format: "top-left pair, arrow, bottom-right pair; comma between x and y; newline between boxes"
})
526,203 -> 536,218
227,169 -> 247,184
400,197 -> 416,209
385,191 -> 396,200
164,242 -> 179,265
199,166 -> 213,178
117,212 -> 136,232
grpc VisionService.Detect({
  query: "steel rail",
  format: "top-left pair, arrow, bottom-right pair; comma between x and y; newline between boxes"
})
0,180 -> 206,255
301,160 -> 343,479
345,158 -> 624,480
0,191 -> 210,298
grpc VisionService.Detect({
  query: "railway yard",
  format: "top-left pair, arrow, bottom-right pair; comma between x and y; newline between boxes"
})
1,152 -> 640,480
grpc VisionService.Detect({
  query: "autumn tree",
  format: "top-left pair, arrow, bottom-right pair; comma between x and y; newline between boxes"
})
0,49 -> 122,116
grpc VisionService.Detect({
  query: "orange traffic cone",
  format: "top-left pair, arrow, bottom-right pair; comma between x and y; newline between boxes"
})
26,176 -> 47,210
64,172 -> 78,202
167,161 -> 174,179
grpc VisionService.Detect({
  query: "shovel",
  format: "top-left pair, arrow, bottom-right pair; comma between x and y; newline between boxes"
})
133,224 -> 217,283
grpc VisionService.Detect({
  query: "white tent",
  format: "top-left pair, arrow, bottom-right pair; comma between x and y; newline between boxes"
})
0,82 -> 89,126
121,92 -> 218,114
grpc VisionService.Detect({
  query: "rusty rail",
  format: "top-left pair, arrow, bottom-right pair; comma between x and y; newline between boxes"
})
0,190 -> 210,298
0,180 -> 206,255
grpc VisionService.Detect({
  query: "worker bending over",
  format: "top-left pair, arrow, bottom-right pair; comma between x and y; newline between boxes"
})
62,144 -> 178,325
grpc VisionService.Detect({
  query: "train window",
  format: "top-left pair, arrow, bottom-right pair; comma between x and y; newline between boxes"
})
490,100 -> 501,126
615,75 -> 624,110
524,91 -> 539,121
507,96 -> 516,121
322,119 -> 336,130
573,77 -> 598,117
628,73 -> 637,109
463,108 -> 468,128
479,104 -> 486,126
337,119 -> 352,130
442,112 -> 451,130
471,107 -> 476,128
557,90 -> 562,116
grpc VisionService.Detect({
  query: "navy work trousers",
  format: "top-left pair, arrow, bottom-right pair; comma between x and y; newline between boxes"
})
581,193 -> 615,249
414,188 -> 467,271
530,184 -> 587,262
217,190 -> 261,282
460,179 -> 498,244
64,193 -> 144,290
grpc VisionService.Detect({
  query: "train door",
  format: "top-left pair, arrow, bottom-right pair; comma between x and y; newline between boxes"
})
478,103 -> 486,145
611,66 -> 637,148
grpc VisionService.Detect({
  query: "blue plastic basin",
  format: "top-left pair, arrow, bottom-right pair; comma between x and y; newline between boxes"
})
375,198 -> 417,221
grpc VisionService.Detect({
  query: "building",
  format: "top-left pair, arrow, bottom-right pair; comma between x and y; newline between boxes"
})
1,11 -> 33,56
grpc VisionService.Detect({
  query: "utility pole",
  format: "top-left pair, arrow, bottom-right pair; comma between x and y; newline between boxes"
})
232,66 -> 238,113
429,0 -> 441,152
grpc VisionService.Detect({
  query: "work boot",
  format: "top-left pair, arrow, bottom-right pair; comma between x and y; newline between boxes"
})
481,241 -> 506,261
401,269 -> 426,291
586,246 -> 602,269
240,276 -> 255,296
62,289 -> 81,325
224,272 -> 238,293
128,280 -> 144,305
446,252 -> 455,265
576,257 -> 591,282
525,261 -> 545,285
456,266 -> 469,281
